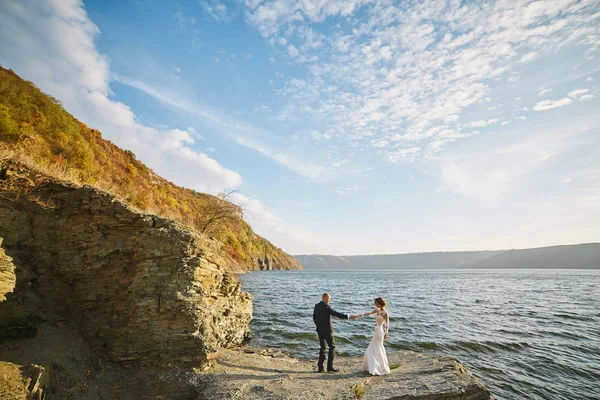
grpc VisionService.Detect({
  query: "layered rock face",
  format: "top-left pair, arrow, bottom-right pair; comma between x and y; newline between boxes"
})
0,159 -> 252,366
0,239 -> 16,302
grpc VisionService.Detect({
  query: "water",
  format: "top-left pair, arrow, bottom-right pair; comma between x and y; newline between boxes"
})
239,269 -> 600,400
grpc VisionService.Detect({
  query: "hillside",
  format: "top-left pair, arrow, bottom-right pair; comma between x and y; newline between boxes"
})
296,243 -> 600,270
0,66 -> 300,271
465,243 -> 600,269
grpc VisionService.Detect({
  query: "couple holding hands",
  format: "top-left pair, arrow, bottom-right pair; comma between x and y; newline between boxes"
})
313,292 -> 390,376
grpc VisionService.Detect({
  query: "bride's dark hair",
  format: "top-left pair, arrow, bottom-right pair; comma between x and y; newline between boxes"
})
375,297 -> 387,308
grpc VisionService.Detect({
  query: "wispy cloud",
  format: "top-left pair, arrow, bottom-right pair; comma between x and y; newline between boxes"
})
201,0 -> 232,22
537,87 -> 552,96
465,119 -> 499,128
112,74 -> 335,181
334,186 -> 361,196
243,0 -> 600,163
568,88 -> 591,99
532,98 -> 572,111
519,52 -> 538,63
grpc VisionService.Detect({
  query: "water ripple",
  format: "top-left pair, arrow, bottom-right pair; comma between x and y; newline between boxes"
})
240,269 -> 600,400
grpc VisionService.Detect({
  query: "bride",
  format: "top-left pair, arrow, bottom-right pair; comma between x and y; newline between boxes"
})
354,297 -> 390,375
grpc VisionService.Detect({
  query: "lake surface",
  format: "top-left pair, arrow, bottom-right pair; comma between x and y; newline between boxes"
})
239,269 -> 600,400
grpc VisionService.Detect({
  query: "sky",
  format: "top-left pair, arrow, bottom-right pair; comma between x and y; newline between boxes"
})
0,0 -> 599,255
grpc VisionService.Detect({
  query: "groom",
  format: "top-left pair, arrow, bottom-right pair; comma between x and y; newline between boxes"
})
313,292 -> 356,373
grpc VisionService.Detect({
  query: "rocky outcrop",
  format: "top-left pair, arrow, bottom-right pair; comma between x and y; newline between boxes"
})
0,239 -> 16,302
0,159 -> 251,367
200,347 -> 494,399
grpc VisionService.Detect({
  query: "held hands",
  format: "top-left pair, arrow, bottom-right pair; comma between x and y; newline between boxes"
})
349,315 -> 358,320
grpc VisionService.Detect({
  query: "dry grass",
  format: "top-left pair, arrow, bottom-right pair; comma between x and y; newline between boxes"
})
352,382 -> 368,399
0,146 -> 81,185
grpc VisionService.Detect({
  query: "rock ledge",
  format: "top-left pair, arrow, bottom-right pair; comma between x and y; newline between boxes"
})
198,347 -> 494,400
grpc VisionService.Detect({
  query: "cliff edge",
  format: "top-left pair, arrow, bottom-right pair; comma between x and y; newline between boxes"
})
0,158 -> 251,367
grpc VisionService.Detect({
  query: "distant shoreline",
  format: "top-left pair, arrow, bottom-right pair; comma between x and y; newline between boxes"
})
294,243 -> 600,270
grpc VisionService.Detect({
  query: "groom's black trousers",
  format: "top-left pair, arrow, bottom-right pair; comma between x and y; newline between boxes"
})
318,333 -> 336,370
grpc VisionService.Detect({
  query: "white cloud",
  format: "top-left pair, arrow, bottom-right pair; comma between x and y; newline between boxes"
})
537,87 -> 552,96
385,147 -> 420,163
532,98 -> 573,111
578,94 -> 594,101
254,104 -> 271,112
201,0 -> 231,22
568,88 -> 590,99
501,121 -> 510,126
334,186 -> 361,195
519,52 -> 538,62
370,138 -> 389,148
244,0 -> 371,37
287,44 -> 300,58
310,130 -> 331,141
0,0 -> 241,193
465,119 -> 499,128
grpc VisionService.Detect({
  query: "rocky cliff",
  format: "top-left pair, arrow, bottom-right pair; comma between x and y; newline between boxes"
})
0,158 -> 251,367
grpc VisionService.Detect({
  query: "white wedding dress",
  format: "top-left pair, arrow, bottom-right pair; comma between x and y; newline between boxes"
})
362,311 -> 390,375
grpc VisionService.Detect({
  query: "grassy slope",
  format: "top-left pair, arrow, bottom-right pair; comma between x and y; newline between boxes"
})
0,66 -> 301,270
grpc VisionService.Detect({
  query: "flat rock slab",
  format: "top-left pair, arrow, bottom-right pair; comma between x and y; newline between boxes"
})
198,347 -> 493,400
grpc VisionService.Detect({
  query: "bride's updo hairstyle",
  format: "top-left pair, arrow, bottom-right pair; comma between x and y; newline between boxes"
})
375,297 -> 387,308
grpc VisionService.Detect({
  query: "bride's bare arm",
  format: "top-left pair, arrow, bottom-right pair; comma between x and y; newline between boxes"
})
357,309 -> 378,318
384,312 -> 389,339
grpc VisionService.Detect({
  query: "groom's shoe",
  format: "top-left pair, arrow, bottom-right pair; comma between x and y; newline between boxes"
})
327,367 -> 339,372
317,368 -> 324,373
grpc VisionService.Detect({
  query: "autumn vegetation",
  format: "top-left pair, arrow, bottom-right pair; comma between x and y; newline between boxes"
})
0,66 -> 300,270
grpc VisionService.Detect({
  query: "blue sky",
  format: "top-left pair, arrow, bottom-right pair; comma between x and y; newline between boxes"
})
1,0 -> 599,255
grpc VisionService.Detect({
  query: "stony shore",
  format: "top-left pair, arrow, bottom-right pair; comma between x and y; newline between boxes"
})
199,346 -> 494,400
0,322 -> 493,399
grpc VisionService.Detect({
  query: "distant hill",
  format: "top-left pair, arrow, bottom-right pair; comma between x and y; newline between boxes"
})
465,243 -> 600,269
0,66 -> 300,270
295,251 -> 501,270
295,243 -> 600,270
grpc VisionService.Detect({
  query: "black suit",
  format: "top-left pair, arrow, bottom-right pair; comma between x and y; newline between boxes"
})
313,300 -> 348,371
